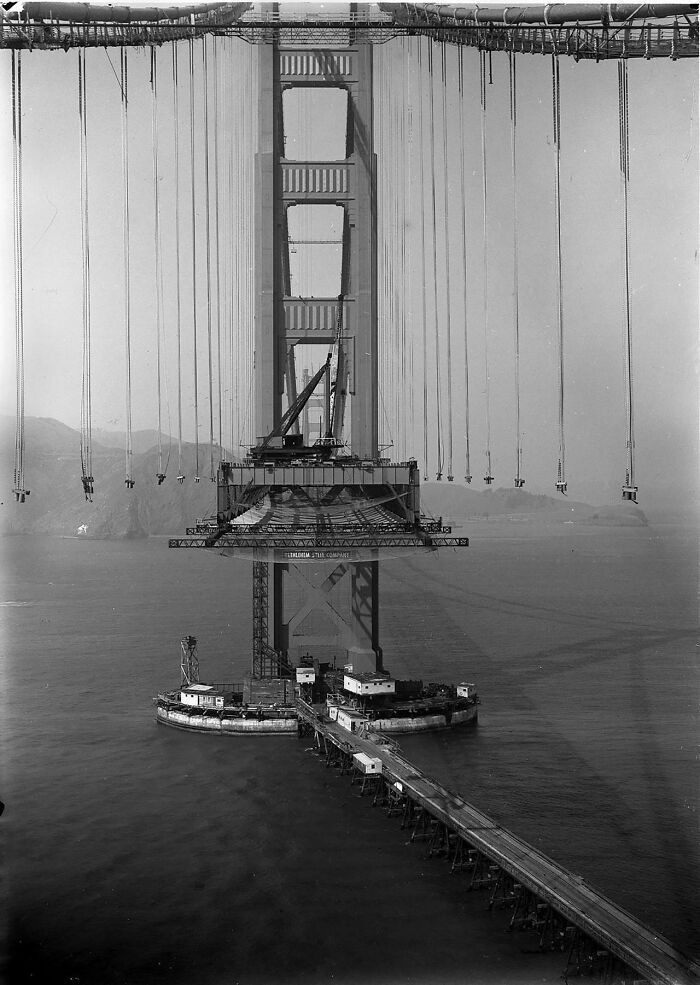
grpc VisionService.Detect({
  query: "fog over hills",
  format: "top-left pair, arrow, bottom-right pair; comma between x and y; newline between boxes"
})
1,417 -> 648,537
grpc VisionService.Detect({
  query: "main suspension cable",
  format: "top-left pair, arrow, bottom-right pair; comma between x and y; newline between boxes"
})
618,59 -> 637,503
428,41 -> 443,480
78,48 -> 93,502
151,46 -> 167,485
121,47 -> 134,489
552,55 -> 567,494
12,49 -> 28,503
172,42 -> 184,483
480,49 -> 494,485
458,46 -> 471,484
510,51 -> 524,490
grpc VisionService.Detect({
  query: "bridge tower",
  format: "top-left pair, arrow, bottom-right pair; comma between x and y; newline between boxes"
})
253,37 -> 381,675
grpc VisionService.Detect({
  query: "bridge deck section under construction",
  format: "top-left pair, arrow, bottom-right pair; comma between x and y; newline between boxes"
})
296,700 -> 700,985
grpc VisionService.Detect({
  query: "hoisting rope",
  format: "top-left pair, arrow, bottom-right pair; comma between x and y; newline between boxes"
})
618,59 -> 637,502
441,42 -> 454,482
202,40 -> 215,482
12,49 -> 28,503
150,46 -> 167,486
417,39 -> 429,476
458,47 -> 471,484
121,48 -> 134,490
172,42 -> 184,483
510,51 -> 524,490
552,55 -> 567,494
188,38 -> 201,481
78,48 -> 93,501
428,41 -> 444,481
479,49 -> 494,485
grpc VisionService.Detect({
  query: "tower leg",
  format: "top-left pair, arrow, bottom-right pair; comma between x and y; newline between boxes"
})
348,558 -> 382,674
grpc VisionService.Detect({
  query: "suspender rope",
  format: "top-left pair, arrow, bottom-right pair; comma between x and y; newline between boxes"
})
12,50 -> 28,503
441,42 -> 454,481
172,42 -> 185,483
377,48 -> 386,450
552,55 -> 567,494
404,37 -> 414,461
189,38 -> 200,481
121,48 -> 134,489
151,47 -> 166,485
480,49 -> 494,485
417,39 -> 429,476
428,41 -> 444,480
618,59 -> 637,503
510,51 -> 524,489
213,37 -> 223,463
78,49 -> 93,502
393,45 -> 401,456
458,46 -> 471,484
202,40 -> 215,481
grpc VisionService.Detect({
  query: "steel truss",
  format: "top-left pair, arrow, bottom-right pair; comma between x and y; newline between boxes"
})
1,9 -> 696,57
169,533 -> 469,549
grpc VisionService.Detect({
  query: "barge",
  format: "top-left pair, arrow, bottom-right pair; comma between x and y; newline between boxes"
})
155,636 -> 479,736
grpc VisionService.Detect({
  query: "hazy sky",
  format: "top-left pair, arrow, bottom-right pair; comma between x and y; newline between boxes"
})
0,16 -> 697,509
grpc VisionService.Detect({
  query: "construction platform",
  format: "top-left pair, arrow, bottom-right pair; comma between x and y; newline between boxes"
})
296,699 -> 700,985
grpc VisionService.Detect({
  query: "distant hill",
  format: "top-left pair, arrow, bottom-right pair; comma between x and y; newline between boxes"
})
0,416 -> 220,537
421,481 -> 588,519
420,481 -> 647,527
0,417 -> 647,537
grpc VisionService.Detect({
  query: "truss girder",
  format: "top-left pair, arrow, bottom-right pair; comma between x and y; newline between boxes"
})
1,11 -> 696,58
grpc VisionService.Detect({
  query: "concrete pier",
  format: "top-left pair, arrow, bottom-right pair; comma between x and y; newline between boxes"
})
296,699 -> 700,985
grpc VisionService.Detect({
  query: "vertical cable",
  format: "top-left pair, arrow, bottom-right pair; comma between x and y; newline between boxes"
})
202,39 -> 215,481
12,50 -> 27,502
189,38 -> 200,480
121,48 -> 134,489
404,36 -> 414,460
480,50 -> 494,485
78,48 -> 93,501
618,59 -> 637,502
458,46 -> 471,483
510,51 -> 524,489
417,40 -> 429,477
172,42 -> 184,483
441,42 -> 454,481
213,37 -> 223,462
428,41 -> 443,480
552,55 -> 566,494
151,46 -> 166,485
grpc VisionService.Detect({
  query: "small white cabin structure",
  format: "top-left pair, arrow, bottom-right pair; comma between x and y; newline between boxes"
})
353,753 -> 382,775
343,673 -> 395,697
337,708 -> 369,733
180,684 -> 225,708
456,683 -> 477,700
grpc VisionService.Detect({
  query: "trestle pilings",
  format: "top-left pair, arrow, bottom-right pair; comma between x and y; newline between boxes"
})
302,745 -> 646,985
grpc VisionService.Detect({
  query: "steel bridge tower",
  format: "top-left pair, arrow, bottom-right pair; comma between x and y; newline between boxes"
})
254,38 -> 381,675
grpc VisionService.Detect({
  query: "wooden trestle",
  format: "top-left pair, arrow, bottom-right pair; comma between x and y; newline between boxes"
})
296,699 -> 700,985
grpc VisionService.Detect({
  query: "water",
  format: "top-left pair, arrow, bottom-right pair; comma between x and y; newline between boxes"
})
1,523 -> 697,984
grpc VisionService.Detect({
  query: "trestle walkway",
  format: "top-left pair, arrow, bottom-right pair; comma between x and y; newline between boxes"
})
296,699 -> 700,985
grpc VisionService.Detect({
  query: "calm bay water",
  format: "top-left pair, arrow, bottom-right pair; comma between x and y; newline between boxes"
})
1,521 -> 697,984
